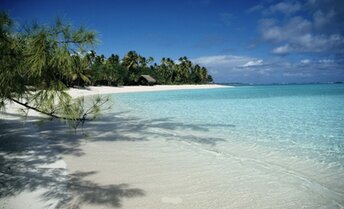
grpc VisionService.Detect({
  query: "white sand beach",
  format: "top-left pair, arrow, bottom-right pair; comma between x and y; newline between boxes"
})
0,84 -> 233,209
67,84 -> 229,97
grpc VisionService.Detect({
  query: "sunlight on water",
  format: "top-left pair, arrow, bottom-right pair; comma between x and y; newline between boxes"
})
110,84 -> 344,208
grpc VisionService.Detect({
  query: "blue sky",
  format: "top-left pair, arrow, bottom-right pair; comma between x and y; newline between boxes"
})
1,0 -> 343,83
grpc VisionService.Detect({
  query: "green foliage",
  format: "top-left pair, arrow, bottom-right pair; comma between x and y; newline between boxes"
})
86,51 -> 213,86
0,12 -> 107,129
89,53 -> 128,86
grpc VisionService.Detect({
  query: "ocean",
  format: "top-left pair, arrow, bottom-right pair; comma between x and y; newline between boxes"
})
109,84 -> 344,208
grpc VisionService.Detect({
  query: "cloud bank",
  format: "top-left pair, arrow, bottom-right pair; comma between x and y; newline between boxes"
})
192,55 -> 344,83
254,0 -> 344,55
200,0 -> 344,83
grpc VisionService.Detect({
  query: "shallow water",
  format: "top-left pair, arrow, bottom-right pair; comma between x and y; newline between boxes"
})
109,84 -> 344,208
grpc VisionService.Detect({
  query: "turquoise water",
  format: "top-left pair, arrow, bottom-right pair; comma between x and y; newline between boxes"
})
112,84 -> 344,166
109,84 -> 344,207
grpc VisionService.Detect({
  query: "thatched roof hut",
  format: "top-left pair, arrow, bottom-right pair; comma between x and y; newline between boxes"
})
138,75 -> 156,85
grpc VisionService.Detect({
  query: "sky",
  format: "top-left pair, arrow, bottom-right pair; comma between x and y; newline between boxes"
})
1,0 -> 344,84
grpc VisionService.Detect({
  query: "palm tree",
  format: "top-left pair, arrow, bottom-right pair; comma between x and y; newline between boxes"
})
176,56 -> 192,83
108,54 -> 119,65
70,55 -> 91,86
159,58 -> 175,83
122,51 -> 140,71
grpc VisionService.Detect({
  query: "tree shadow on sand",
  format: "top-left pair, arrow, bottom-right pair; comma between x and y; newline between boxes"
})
0,116 -> 144,209
39,110 -> 234,146
0,110 -> 235,208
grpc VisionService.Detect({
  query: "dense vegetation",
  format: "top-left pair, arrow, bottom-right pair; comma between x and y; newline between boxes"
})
79,51 -> 213,87
0,12 -> 213,127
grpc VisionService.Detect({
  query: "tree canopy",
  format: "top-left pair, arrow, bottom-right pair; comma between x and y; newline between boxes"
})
88,51 -> 213,86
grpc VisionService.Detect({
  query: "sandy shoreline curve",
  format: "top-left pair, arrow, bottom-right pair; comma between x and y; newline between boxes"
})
67,84 -> 230,98
1,84 -> 229,117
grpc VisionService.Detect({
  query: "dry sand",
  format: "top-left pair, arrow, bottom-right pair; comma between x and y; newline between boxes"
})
66,84 -> 228,97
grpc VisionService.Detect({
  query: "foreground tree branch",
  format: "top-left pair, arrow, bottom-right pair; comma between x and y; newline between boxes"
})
9,97 -> 87,121
7,94 -> 110,129
0,12 -> 109,130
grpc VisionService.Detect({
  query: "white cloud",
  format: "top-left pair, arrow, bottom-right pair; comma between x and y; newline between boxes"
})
313,10 -> 335,30
268,2 -> 301,15
258,0 -> 344,55
261,16 -> 344,54
318,59 -> 334,64
272,44 -> 291,55
242,59 -> 263,67
260,17 -> 312,43
283,72 -> 312,77
191,54 -> 344,83
191,55 -> 257,68
300,59 -> 311,64
246,4 -> 264,13
248,1 -> 301,15
191,55 -> 272,81
192,55 -> 275,82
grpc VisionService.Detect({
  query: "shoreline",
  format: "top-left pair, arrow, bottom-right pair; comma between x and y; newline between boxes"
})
0,84 -> 230,119
67,84 -> 230,98
0,84 -> 230,209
